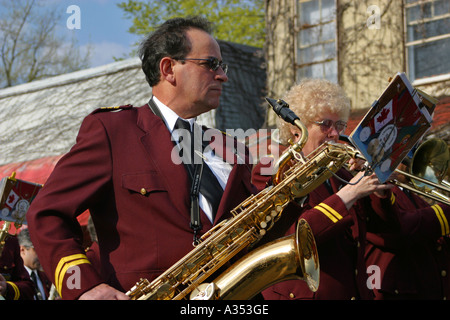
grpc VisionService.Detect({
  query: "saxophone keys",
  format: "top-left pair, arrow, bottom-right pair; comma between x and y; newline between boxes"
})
291,182 -> 303,197
190,283 -> 219,300
270,205 -> 282,218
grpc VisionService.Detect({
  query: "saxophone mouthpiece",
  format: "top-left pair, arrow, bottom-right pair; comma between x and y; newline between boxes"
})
265,97 -> 299,125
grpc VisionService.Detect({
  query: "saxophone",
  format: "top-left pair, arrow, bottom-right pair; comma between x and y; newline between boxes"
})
126,98 -> 360,300
0,221 -> 11,258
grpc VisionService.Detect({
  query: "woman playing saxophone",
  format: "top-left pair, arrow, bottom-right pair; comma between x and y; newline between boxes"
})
253,79 -> 392,300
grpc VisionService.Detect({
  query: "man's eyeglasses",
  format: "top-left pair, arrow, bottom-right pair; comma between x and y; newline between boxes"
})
314,119 -> 347,133
179,57 -> 228,74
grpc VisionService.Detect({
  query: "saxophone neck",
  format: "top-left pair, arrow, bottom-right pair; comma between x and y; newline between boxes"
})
292,119 -> 309,152
273,118 -> 309,185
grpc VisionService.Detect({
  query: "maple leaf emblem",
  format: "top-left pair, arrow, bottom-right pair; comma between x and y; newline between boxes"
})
8,194 -> 16,203
377,108 -> 390,123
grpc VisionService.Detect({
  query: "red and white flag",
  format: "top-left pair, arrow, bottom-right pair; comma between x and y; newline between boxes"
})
374,100 -> 393,132
5,189 -> 19,209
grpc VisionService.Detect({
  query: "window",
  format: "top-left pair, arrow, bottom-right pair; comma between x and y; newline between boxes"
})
295,0 -> 337,83
405,0 -> 450,81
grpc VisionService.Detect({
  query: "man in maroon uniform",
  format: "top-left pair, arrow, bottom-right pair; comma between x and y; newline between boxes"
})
27,17 -> 255,300
17,228 -> 52,300
0,234 -> 35,300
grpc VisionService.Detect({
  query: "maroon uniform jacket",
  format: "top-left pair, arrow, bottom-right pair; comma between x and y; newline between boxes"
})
252,159 -> 373,300
365,186 -> 450,299
0,236 -> 35,300
27,104 -> 255,299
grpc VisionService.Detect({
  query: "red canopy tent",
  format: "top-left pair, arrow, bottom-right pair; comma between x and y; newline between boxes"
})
0,155 -> 90,233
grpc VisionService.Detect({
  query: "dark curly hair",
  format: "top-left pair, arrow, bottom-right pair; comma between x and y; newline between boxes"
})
138,16 -> 213,87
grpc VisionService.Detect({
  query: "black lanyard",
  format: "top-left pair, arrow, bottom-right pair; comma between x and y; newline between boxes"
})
189,162 -> 203,245
148,97 -> 203,245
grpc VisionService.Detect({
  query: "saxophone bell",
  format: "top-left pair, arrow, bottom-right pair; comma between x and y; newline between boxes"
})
190,218 -> 319,300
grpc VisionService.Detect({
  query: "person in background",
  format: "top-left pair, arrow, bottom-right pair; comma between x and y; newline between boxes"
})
365,162 -> 450,299
17,228 -> 52,300
0,222 -> 35,300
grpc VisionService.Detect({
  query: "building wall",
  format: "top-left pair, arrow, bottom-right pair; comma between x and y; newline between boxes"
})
265,0 -> 448,128
338,0 -> 405,110
265,0 -> 296,128
216,41 -> 267,131
414,77 -> 450,100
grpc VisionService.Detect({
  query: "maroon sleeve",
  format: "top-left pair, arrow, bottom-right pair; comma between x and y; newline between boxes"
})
370,185 -> 450,241
299,194 -> 355,244
27,114 -> 110,299
251,157 -> 274,191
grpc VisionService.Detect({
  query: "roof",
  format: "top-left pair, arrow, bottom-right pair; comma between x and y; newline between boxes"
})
0,58 -> 148,167
0,41 -> 266,170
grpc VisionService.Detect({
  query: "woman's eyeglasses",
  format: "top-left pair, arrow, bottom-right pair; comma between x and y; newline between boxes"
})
179,57 -> 228,74
314,119 -> 347,133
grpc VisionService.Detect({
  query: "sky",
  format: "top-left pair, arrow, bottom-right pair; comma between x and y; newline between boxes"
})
52,0 -> 142,67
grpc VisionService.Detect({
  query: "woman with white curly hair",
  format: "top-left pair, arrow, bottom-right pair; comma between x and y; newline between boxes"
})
276,78 -> 350,155
253,78 -> 391,300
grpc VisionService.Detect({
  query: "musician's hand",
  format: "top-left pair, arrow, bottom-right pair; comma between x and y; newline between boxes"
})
348,157 -> 366,171
337,171 -> 393,210
0,274 -> 7,296
78,283 -> 130,300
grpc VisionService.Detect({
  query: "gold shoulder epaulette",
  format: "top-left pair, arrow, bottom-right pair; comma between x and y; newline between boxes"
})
93,104 -> 133,113
101,106 -> 121,110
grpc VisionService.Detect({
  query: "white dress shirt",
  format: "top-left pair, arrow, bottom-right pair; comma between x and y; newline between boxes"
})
151,97 -> 232,223
25,266 -> 46,300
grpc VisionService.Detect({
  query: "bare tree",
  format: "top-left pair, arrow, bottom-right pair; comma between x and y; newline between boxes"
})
0,0 -> 91,88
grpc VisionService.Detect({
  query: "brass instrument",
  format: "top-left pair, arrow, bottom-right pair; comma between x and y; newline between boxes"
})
126,98 -> 362,300
0,221 -> 11,301
191,219 -> 317,300
0,173 -> 14,300
0,173 -> 16,257
392,138 -> 450,205
48,284 -> 61,300
0,221 -> 11,258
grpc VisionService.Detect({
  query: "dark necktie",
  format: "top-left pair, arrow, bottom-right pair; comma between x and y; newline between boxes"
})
30,271 -> 44,300
174,118 -> 224,217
